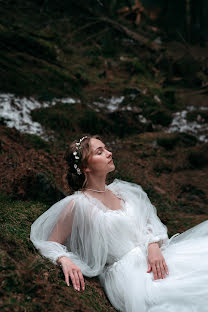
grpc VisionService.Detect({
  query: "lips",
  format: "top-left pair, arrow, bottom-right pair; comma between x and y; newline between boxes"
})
108,159 -> 113,164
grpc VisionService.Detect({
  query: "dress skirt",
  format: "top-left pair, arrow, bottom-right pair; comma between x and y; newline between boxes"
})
99,220 -> 208,312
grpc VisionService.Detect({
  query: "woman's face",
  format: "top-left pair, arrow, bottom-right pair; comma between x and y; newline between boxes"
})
85,138 -> 115,176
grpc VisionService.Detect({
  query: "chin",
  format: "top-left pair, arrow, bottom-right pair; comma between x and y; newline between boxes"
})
109,164 -> 115,172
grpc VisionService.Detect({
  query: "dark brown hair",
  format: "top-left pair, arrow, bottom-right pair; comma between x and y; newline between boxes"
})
65,134 -> 101,192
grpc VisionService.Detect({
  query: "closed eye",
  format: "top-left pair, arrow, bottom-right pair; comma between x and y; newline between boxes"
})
95,144 -> 111,155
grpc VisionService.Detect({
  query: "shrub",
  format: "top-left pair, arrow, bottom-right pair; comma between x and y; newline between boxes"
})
188,144 -> 208,168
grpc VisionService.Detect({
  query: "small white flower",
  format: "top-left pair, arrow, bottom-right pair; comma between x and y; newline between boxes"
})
73,151 -> 77,155
74,164 -> 77,169
76,143 -> 80,146
77,168 -> 81,175
75,156 -> 79,159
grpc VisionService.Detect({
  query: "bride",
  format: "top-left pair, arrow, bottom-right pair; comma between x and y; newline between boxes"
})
30,135 -> 208,312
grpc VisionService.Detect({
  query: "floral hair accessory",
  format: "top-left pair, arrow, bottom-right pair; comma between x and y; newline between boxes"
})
73,136 -> 88,175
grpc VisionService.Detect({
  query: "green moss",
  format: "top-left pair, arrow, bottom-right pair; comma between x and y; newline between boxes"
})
143,183 -> 173,215
157,132 -> 198,150
0,51 -> 25,67
153,160 -> 172,175
99,30 -> 121,57
177,132 -> 198,147
0,194 -> 48,251
157,134 -> 179,150
123,58 -> 148,75
0,51 -> 81,97
0,21 -> 82,97
0,30 -> 57,62
0,193 -> 117,311
79,110 -> 110,135
138,95 -> 172,126
22,133 -> 50,151
188,144 -> 208,168
180,184 -> 206,198
31,103 -> 78,133
31,102 -> 149,140
187,110 -> 208,123
150,109 -> 172,126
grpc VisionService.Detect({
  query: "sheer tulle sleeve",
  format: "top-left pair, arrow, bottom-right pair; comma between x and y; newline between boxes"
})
113,180 -> 169,251
135,188 -> 169,250
142,193 -> 182,252
144,201 -> 169,249
30,194 -> 108,277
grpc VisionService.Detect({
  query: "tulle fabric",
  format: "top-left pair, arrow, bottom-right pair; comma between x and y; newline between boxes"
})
30,179 -> 208,312
30,193 -> 108,277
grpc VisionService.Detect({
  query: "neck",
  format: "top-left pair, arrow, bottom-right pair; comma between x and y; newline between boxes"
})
85,175 -> 107,192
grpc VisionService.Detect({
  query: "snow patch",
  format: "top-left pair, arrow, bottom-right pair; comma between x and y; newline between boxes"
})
93,96 -> 125,112
0,93 -> 77,140
166,105 -> 208,143
92,95 -> 148,123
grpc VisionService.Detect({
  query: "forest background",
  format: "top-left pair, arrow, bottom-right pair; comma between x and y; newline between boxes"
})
0,0 -> 208,311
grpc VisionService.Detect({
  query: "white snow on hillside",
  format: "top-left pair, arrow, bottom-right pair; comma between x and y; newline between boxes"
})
0,93 -> 77,140
166,105 -> 208,143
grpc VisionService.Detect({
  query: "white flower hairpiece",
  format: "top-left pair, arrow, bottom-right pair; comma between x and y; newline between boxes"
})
73,136 -> 88,175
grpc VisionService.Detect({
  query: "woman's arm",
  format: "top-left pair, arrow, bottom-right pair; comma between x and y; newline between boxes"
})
31,195 -> 109,281
116,180 -> 169,280
141,191 -> 169,279
47,200 -> 85,291
48,200 -> 75,244
147,242 -> 169,280
145,212 -> 169,249
144,204 -> 169,280
57,256 -> 85,291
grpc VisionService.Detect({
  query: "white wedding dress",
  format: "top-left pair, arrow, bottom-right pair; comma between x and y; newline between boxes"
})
30,179 -> 208,312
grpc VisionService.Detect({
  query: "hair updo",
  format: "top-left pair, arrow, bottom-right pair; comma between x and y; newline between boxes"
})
65,134 -> 101,192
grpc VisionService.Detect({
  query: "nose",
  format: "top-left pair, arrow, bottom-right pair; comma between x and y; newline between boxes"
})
107,149 -> 112,158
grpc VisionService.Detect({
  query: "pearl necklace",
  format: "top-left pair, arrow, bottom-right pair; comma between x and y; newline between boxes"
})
85,187 -> 107,193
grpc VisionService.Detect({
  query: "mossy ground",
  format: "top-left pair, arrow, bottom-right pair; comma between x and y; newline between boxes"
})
1,128 -> 208,311
1,123 -> 208,311
0,192 -> 116,312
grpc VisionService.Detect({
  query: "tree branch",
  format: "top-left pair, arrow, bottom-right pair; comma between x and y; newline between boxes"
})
98,16 -> 161,51
69,1 -> 161,51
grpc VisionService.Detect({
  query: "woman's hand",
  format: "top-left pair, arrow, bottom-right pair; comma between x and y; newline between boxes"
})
57,256 -> 85,291
147,242 -> 169,280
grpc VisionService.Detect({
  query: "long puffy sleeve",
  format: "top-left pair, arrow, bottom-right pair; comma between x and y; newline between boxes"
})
142,193 -> 181,253
144,200 -> 169,249
30,194 -> 108,277
128,182 -> 169,249
111,179 -> 170,252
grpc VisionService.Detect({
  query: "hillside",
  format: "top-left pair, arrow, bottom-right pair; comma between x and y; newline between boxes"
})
0,1 -> 208,311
